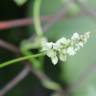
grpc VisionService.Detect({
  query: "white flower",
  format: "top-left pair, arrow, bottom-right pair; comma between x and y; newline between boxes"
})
42,42 -> 53,51
71,32 -> 80,40
56,37 -> 67,45
61,49 -> 67,54
59,53 -> 67,62
41,32 -> 90,65
84,32 -> 90,39
82,31 -> 90,44
78,42 -> 84,47
74,44 -> 80,51
67,47 -> 76,56
41,40 -> 58,65
56,37 -> 70,48
51,55 -> 58,65
47,49 -> 58,65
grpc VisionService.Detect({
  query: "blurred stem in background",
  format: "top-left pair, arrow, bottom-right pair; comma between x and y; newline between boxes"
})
20,0 -> 44,70
0,53 -> 44,68
20,0 -> 63,93
33,0 -> 43,37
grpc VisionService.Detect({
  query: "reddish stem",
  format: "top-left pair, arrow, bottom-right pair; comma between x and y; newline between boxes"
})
0,16 -> 52,30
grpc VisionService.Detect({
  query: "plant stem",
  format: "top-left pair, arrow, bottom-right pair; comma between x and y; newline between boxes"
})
0,53 -> 44,68
33,0 -> 43,37
20,41 -> 44,70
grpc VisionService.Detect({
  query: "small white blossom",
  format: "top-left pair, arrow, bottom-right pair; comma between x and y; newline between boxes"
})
41,32 -> 90,65
56,37 -> 70,48
43,42 -> 52,51
51,55 -> 58,65
59,53 -> 67,62
67,47 -> 76,56
41,40 -> 58,65
56,37 -> 68,45
46,49 -> 54,57
71,32 -> 80,40
84,32 -> 90,39
78,42 -> 84,47
74,44 -> 80,51
61,49 -> 67,54
47,49 -> 58,65
82,32 -> 90,44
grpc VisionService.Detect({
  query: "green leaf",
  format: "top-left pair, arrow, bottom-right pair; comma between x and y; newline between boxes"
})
45,16 -> 96,40
40,0 -> 64,15
14,0 -> 27,6
28,0 -> 96,95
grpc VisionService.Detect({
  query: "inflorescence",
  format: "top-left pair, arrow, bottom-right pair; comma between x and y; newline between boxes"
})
41,32 -> 90,65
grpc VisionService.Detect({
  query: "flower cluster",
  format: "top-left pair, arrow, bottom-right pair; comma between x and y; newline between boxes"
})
42,32 -> 90,65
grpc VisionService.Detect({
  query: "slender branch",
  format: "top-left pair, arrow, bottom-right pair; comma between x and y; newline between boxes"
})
28,2 -> 70,42
0,39 -> 19,54
0,16 -> 52,30
0,53 -> 44,68
0,0 -> 95,31
0,40 -> 61,95
0,40 -> 30,96
33,0 -> 43,37
0,66 -> 30,96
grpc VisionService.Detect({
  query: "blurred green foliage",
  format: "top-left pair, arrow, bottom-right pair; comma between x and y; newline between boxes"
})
32,0 -> 96,96
1,0 -> 96,96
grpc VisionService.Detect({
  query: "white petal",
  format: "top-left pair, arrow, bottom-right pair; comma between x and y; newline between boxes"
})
46,49 -> 56,57
14,0 -> 27,6
71,32 -> 80,40
59,53 -> 67,61
74,44 -> 80,51
62,49 -> 67,54
46,42 -> 53,49
78,42 -> 84,47
84,32 -> 90,39
67,47 -> 76,56
51,56 -> 58,65
53,43 -> 58,50
42,42 -> 53,51
56,37 -> 67,44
